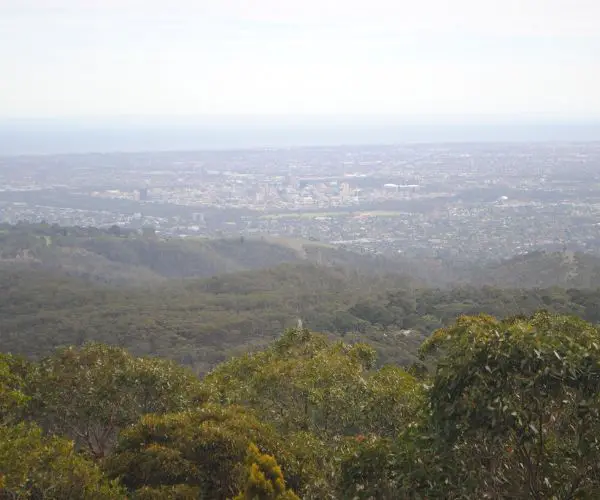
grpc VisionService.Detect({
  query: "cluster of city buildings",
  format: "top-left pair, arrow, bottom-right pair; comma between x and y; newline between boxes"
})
1,142 -> 599,261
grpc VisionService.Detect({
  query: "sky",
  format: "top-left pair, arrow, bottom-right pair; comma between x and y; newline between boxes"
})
1,0 -> 600,121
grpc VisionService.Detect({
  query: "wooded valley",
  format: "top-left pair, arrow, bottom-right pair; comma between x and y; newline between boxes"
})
3,224 -> 600,498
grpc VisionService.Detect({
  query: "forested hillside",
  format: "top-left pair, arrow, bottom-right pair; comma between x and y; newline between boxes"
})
463,250 -> 600,289
3,260 -> 600,373
0,223 -> 412,285
4,224 -> 600,375
4,223 -> 600,289
4,223 -> 600,496
0,263 -> 417,372
3,313 -> 600,498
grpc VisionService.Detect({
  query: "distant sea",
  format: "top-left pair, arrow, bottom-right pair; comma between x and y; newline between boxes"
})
1,117 -> 599,155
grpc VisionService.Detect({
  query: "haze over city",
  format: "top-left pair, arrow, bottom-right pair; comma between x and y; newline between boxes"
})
1,1 -> 600,246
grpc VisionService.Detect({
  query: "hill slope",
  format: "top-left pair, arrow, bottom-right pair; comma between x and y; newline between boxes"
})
0,223 -> 411,285
0,262 -> 419,372
3,258 -> 600,373
465,251 -> 600,289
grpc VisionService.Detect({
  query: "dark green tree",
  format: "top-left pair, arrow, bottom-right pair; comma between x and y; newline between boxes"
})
30,343 -> 204,458
419,312 -> 600,498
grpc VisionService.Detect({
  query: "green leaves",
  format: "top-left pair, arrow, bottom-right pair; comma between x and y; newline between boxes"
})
0,354 -> 31,425
419,311 -> 600,497
201,329 -> 424,497
0,422 -> 125,499
8,310 -> 600,498
105,405 -> 301,500
204,329 -> 420,440
29,343 -> 205,458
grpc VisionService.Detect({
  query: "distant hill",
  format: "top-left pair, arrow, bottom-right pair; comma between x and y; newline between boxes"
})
4,223 -> 600,374
0,223 -> 411,285
464,251 -> 600,289
15,223 -> 599,291
0,261 -> 424,373
3,252 -> 600,374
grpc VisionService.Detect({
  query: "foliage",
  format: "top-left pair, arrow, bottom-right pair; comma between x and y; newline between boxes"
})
234,443 -> 299,500
338,312 -> 600,498
338,436 -> 400,499
7,228 -> 600,375
204,329 -> 424,497
6,226 -> 600,500
105,404 -> 312,499
6,259 -> 600,376
132,485 -> 202,499
361,365 -> 425,437
0,354 -> 31,425
0,262 -> 421,373
0,422 -> 125,499
466,250 -> 600,289
204,328 -> 420,438
29,343 -> 204,458
0,222 -> 407,286
419,311 -> 600,497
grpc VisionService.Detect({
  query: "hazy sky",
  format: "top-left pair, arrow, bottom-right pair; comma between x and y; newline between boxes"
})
2,0 -> 599,120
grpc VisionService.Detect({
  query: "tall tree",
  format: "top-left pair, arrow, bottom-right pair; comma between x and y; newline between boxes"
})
204,329 -> 378,436
420,312 -> 600,498
30,343 -> 204,458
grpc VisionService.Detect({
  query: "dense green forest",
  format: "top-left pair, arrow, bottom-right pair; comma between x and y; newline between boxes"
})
3,259 -> 600,373
3,224 -> 600,374
0,263 -> 600,373
3,313 -> 600,498
4,223 -> 600,497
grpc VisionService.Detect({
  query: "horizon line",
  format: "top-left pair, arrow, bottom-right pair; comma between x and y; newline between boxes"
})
2,114 -> 600,125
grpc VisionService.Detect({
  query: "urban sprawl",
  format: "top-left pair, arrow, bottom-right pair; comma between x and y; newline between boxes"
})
1,142 -> 600,262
